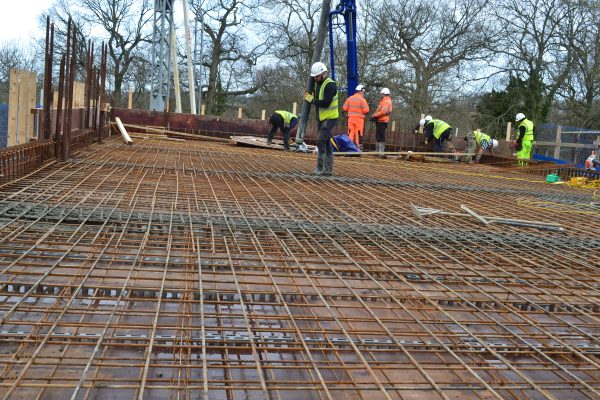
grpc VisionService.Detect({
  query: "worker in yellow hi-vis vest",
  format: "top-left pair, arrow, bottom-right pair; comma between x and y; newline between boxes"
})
304,61 -> 339,176
464,130 -> 498,163
420,117 -> 458,161
267,110 -> 298,151
514,113 -> 534,166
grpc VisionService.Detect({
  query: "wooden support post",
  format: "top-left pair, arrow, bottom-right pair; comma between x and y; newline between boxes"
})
391,121 -> 396,132
553,125 -> 562,159
419,113 -> 424,134
25,71 -> 36,142
506,122 -> 512,141
292,102 -> 297,115
128,87 -> 133,109
238,108 -> 243,118
261,110 -> 266,120
7,70 -> 19,146
201,104 -> 205,115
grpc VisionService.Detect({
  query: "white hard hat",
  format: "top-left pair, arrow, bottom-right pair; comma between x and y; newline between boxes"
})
515,112 -> 526,122
355,84 -> 365,92
310,62 -> 327,77
381,87 -> 390,95
492,139 -> 498,149
425,115 -> 432,122
419,119 -> 426,127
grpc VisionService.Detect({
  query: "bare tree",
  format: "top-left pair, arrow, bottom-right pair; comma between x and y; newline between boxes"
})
556,0 -> 600,127
80,0 -> 152,106
259,0 -> 323,79
191,0 -> 271,114
493,0 -> 575,122
371,0 -> 492,116
0,41 -> 37,103
44,0 -> 152,106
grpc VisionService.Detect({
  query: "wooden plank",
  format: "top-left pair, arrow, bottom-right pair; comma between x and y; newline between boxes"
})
73,82 -> 85,108
17,70 -> 29,145
230,135 -> 317,152
461,204 -> 490,225
333,151 -> 474,156
505,122 -> 512,141
117,123 -> 230,143
553,126 -> 562,159
534,141 -> 597,149
26,71 -> 37,141
7,69 -> 19,147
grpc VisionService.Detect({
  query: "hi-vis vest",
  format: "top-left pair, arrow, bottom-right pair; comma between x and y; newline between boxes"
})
430,119 -> 451,139
317,77 -> 339,121
343,93 -> 369,119
472,130 -> 491,145
275,110 -> 297,126
518,118 -> 534,141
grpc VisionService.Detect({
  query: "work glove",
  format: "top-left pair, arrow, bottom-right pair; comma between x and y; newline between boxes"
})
424,138 -> 429,145
515,140 -> 522,151
303,92 -> 314,103
369,117 -> 377,122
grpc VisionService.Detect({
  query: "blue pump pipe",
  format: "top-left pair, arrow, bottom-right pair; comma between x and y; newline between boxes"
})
328,0 -> 358,95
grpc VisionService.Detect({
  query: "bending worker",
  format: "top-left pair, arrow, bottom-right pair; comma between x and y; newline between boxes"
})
464,130 -> 498,163
342,84 -> 369,149
370,88 -> 392,153
267,110 -> 298,150
420,117 -> 458,160
514,113 -> 534,166
304,61 -> 339,176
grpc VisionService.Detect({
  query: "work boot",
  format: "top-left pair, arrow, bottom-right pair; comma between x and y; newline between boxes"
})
379,142 -> 387,159
313,152 -> 325,175
322,152 -> 334,176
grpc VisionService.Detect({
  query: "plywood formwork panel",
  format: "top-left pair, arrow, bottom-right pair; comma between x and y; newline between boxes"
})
7,69 -> 36,147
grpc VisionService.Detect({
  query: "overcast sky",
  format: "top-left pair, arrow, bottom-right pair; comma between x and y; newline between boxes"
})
0,0 -> 53,44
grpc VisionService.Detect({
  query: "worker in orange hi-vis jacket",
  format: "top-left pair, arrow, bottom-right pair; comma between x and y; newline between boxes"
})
370,88 -> 393,154
342,84 -> 369,149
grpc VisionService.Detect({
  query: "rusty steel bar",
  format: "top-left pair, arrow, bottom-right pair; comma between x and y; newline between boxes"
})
0,138 -> 598,399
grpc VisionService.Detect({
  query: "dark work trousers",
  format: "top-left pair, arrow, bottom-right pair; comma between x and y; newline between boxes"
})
375,122 -> 388,142
268,127 -> 290,149
316,119 -> 338,155
433,128 -> 452,152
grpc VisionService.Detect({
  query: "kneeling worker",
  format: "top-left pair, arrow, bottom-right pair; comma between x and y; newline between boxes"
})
465,130 -> 498,163
420,118 -> 458,160
267,110 -> 299,150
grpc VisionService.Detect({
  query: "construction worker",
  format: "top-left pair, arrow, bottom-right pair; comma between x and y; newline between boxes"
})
342,84 -> 369,149
464,130 -> 498,163
267,110 -> 298,150
420,118 -> 458,160
413,115 -> 432,133
584,151 -> 598,171
370,88 -> 392,154
514,113 -> 534,166
304,61 -> 339,176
